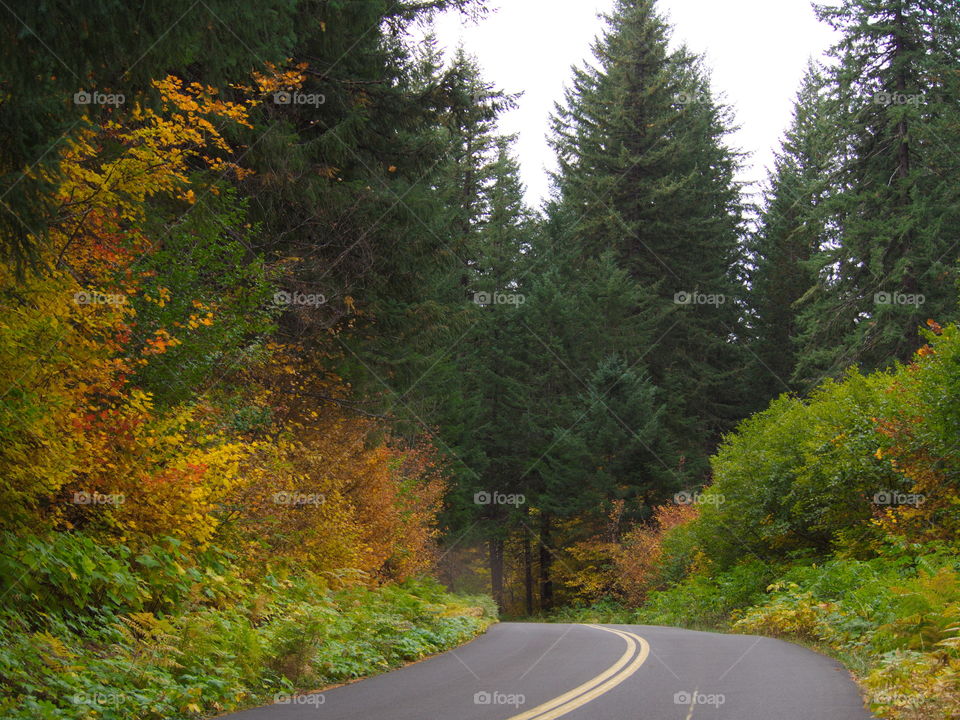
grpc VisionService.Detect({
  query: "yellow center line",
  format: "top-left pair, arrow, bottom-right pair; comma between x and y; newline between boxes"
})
685,685 -> 699,720
503,624 -> 650,720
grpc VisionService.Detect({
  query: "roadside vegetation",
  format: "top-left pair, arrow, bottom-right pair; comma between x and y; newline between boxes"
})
0,535 -> 494,720
3,0 -> 960,717
0,5 -> 497,719
547,325 -> 960,719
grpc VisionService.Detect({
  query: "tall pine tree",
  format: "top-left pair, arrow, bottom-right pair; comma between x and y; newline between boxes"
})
549,0 -> 747,480
748,63 -> 835,400
793,0 -> 960,385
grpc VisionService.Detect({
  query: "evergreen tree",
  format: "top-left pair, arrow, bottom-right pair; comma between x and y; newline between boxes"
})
0,0 -> 299,269
793,0 -> 960,385
747,64 -> 835,401
442,137 -> 535,609
548,0 -> 747,479
513,205 -> 667,608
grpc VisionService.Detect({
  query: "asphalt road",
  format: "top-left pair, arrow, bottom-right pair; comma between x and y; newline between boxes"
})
224,622 -> 874,719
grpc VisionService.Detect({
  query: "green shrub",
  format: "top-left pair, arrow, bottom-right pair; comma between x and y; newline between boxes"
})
652,517 -> 702,588
695,369 -> 904,569
0,535 -> 494,720
723,550 -> 960,719
636,559 -> 776,628
0,532 -> 144,620
632,325 -> 960,719
544,599 -> 636,625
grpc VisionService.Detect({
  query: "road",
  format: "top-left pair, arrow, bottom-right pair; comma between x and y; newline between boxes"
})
224,622 -> 874,719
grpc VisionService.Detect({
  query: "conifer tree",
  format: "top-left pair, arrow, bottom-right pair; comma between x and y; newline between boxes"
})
747,64 -> 835,400
549,0 -> 747,477
793,0 -> 960,384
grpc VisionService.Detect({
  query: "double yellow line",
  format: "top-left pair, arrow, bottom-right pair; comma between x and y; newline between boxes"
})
504,625 -> 650,720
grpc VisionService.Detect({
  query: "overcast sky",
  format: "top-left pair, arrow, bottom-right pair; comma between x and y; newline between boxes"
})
429,0 -> 839,208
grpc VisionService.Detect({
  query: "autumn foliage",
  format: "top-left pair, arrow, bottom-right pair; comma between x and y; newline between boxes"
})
0,68 -> 449,584
613,503 -> 700,605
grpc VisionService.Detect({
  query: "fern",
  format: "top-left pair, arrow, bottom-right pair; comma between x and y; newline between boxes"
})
117,612 -> 184,670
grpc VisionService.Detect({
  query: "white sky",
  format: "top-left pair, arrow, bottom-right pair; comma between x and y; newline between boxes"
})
429,0 -> 839,208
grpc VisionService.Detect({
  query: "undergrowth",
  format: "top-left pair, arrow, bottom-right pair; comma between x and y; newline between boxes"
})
0,532 -> 496,720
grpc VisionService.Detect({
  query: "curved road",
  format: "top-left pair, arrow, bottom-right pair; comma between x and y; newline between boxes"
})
225,623 -> 874,719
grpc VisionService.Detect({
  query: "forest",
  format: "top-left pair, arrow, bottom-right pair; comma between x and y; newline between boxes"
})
1,0 -> 960,718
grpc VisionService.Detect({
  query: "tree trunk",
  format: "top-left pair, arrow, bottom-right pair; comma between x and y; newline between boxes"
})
489,535 -> 504,611
524,521 -> 534,615
539,512 -> 553,612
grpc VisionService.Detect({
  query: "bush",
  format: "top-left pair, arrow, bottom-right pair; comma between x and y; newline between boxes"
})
614,503 -> 698,604
545,600 -> 636,625
728,550 -> 960,719
624,325 -> 960,719
696,370 -> 903,569
636,559 -> 777,628
0,571 -> 494,720
0,532 -> 143,620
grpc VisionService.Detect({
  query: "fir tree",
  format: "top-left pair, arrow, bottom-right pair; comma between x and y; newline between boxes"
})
748,64 -> 835,401
793,0 -> 960,384
548,0 -> 747,477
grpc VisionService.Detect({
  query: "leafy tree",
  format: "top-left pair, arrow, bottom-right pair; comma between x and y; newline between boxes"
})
132,188 -> 276,405
0,0 -> 297,269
